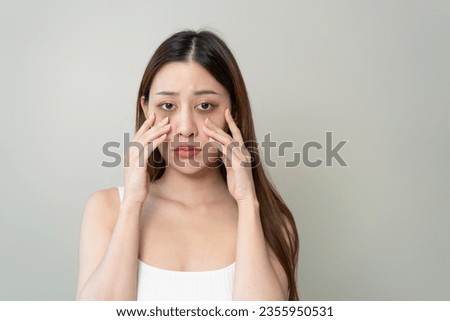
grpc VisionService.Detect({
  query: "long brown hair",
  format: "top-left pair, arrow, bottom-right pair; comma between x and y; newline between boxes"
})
135,30 -> 299,300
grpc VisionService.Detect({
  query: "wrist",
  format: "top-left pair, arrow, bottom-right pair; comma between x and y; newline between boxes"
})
120,198 -> 144,213
237,196 -> 260,210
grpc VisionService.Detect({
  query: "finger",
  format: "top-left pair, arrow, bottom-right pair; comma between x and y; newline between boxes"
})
205,117 -> 233,141
208,136 -> 247,167
140,122 -> 170,145
153,116 -> 170,129
203,123 -> 232,147
204,123 -> 253,164
225,108 -> 244,144
135,113 -> 156,139
207,137 -> 231,167
224,109 -> 250,158
208,137 -> 232,167
203,125 -> 246,161
139,116 -> 168,138
134,133 -> 167,167
136,115 -> 169,141
143,133 -> 167,161
129,122 -> 169,152
203,118 -> 251,163
135,124 -> 169,165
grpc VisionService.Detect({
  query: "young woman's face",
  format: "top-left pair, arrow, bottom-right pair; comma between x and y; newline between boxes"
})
142,61 -> 231,173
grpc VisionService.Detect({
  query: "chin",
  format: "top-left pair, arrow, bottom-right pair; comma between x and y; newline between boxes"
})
167,154 -> 220,175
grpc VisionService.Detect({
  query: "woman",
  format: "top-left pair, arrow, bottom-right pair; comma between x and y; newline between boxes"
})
76,30 -> 299,300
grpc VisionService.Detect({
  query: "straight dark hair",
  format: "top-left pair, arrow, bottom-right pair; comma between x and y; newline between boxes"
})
136,30 -> 299,300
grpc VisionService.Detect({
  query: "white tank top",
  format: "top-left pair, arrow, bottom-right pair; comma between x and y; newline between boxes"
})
116,186 -> 235,300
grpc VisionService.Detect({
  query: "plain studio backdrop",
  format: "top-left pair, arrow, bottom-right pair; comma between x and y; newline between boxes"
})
1,0 -> 449,300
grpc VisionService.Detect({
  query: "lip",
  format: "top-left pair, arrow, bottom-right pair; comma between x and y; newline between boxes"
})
174,145 -> 202,158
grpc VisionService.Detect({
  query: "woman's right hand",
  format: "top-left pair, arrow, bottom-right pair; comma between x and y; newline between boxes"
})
123,113 -> 170,205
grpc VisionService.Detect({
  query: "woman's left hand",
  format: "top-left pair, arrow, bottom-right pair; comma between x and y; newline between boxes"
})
203,108 -> 257,205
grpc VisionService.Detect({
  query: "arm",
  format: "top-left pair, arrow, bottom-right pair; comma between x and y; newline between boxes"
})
203,110 -> 289,300
232,199 -> 289,300
76,189 -> 142,300
77,113 -> 169,300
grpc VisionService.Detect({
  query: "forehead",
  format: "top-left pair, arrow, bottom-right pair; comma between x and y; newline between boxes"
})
149,61 -> 228,96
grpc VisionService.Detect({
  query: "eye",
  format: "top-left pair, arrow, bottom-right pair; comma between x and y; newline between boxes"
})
159,103 -> 175,111
196,102 -> 215,111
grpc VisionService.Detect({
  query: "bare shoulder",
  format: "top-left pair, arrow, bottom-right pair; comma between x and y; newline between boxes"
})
81,187 -> 121,231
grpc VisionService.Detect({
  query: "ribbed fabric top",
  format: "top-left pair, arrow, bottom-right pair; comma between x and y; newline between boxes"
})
116,186 -> 235,300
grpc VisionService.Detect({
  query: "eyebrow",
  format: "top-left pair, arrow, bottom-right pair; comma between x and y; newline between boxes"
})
155,89 -> 221,96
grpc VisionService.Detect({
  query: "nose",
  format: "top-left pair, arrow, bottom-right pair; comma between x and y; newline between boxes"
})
174,107 -> 198,138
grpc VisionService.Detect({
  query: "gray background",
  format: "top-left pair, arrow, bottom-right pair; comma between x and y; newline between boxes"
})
1,0 -> 449,300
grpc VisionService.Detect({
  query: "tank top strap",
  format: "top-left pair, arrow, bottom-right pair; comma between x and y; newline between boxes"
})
117,186 -> 125,203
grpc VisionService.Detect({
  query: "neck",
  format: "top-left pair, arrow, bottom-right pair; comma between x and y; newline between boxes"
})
150,166 -> 230,207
